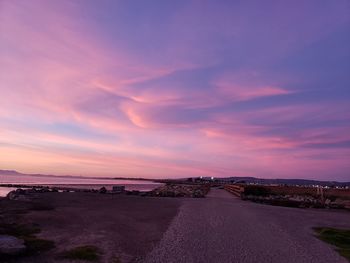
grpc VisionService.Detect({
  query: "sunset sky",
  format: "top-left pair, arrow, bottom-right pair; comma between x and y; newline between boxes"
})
0,0 -> 349,181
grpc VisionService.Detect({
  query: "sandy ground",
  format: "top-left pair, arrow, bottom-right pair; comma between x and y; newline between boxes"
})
1,189 -> 350,263
0,192 -> 182,262
143,188 -> 350,263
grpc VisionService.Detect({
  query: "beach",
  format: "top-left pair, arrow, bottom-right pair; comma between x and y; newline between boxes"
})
1,188 -> 350,262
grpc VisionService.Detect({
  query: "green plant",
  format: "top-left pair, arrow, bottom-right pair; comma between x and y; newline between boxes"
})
0,222 -> 40,237
314,227 -> 350,261
24,237 -> 55,254
0,222 -> 55,257
244,186 -> 272,196
60,245 -> 101,261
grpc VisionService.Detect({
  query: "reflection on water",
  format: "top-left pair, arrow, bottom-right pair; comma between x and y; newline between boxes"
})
0,174 -> 162,197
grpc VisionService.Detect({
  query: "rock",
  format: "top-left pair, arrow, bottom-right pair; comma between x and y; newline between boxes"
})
0,235 -> 26,255
324,199 -> 331,205
15,188 -> 26,194
329,198 -> 348,209
192,189 -> 204,198
148,184 -> 210,198
99,187 -> 107,194
343,200 -> 350,210
6,190 -> 17,200
112,186 -> 125,193
6,189 -> 31,201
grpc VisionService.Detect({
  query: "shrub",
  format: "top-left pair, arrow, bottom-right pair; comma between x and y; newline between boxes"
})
0,222 -> 55,257
314,227 -> 350,261
0,223 -> 40,237
24,237 -> 55,254
244,186 -> 271,196
60,245 -> 101,261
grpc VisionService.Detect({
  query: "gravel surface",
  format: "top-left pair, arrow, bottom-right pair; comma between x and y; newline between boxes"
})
143,188 -> 350,263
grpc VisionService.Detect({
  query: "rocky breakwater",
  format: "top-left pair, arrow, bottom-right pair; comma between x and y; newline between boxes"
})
6,187 -> 57,201
240,185 -> 350,210
148,184 -> 210,198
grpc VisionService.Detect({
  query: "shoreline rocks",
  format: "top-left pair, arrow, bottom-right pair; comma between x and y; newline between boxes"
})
148,184 -> 210,198
0,235 -> 26,255
241,194 -> 350,209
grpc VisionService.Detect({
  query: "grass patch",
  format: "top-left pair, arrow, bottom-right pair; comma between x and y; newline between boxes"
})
0,222 -> 55,256
60,245 -> 101,261
24,237 -> 55,254
314,227 -> 350,261
0,222 -> 40,237
244,186 -> 272,197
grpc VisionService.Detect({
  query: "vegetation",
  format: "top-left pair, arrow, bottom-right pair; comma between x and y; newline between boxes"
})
244,185 -> 272,196
314,227 -> 350,261
24,236 -> 55,254
60,245 -> 101,261
0,222 -> 55,257
0,222 -> 40,237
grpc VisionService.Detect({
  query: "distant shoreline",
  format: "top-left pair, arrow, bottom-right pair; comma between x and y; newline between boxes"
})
1,169 -> 349,186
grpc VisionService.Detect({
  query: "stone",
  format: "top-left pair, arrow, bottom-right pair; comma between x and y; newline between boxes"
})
6,190 -> 17,200
6,190 -> 31,201
0,235 -> 26,255
99,187 -> 107,194
112,186 -> 125,193
15,188 -> 26,194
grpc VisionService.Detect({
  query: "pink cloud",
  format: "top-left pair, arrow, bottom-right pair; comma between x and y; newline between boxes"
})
1,1 -> 349,181
217,84 -> 290,101
213,70 -> 293,101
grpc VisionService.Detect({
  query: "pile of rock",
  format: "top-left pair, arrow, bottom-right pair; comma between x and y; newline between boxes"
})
326,198 -> 350,210
6,187 -> 55,201
0,235 -> 26,256
242,194 -> 350,209
7,189 -> 33,201
99,187 -> 107,194
148,184 -> 210,198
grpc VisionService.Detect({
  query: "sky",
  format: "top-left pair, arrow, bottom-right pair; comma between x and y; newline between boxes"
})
0,0 -> 349,181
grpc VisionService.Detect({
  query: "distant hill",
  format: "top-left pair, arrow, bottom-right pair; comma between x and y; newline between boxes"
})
0,169 -> 22,175
0,169 -> 101,180
1,169 -> 349,187
0,169 -> 153,181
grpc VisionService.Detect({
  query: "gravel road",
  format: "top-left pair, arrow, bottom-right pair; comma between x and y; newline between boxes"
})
143,188 -> 350,263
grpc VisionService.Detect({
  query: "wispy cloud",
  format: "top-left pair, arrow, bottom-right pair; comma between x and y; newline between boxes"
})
0,0 -> 349,180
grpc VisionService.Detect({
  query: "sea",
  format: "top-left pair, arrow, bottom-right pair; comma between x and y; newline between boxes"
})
0,174 -> 163,197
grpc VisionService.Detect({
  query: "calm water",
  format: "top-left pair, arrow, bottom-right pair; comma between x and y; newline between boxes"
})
0,174 -> 163,197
